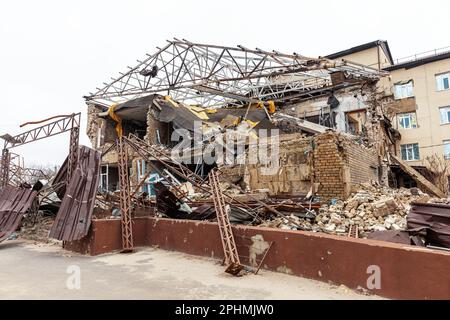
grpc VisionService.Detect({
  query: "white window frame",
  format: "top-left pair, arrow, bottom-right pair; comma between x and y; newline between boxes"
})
397,112 -> 418,129
394,81 -> 414,100
137,159 -> 150,194
439,106 -> 450,124
96,127 -> 102,149
100,165 -> 109,191
444,140 -> 450,159
436,72 -> 450,91
401,143 -> 420,161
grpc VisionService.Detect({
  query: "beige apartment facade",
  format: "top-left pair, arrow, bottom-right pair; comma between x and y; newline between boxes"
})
386,57 -> 450,166
325,40 -> 394,70
326,41 -> 450,167
323,40 -> 450,191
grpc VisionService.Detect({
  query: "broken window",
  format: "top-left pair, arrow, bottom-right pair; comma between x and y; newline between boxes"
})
397,112 -> 418,129
444,140 -> 450,159
394,80 -> 414,100
439,106 -> 450,124
436,72 -> 450,91
347,121 -> 358,134
401,143 -> 420,161
345,110 -> 366,135
136,159 -> 151,195
100,165 -> 108,191
98,164 -> 119,192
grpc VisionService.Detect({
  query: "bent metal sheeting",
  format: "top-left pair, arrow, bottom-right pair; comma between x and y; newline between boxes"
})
0,186 -> 38,242
49,146 -> 101,241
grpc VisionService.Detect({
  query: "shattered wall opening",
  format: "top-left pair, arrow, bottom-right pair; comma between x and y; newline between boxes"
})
220,131 -> 380,201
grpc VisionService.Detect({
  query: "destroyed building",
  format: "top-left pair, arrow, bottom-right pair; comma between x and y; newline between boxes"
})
1,39 -> 449,299
85,40 -> 397,202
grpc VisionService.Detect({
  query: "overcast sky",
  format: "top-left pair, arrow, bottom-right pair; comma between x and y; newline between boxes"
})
0,0 -> 448,167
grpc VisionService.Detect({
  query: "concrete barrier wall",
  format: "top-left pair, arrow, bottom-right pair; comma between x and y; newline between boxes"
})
65,217 -> 148,255
66,217 -> 450,300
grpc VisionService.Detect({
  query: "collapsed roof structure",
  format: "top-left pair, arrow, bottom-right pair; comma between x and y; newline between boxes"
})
85,38 -> 384,108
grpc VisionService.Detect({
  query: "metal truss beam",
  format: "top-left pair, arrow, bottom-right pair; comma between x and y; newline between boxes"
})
117,136 -> 134,252
2,113 -> 81,149
0,113 -> 81,188
6,162 -> 49,186
85,39 -> 386,108
0,149 -> 10,188
209,169 -> 243,276
67,126 -> 80,184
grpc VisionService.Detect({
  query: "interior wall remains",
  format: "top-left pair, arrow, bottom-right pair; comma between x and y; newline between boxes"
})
221,132 -> 380,201
286,87 -> 372,134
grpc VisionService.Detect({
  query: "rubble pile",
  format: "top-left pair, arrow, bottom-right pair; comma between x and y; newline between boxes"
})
259,182 -> 449,237
18,212 -> 59,244
187,181 -> 244,201
218,181 -> 243,196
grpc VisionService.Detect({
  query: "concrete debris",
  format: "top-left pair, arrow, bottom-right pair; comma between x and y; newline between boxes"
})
188,180 -> 249,201
258,181 -> 450,238
18,212 -> 60,245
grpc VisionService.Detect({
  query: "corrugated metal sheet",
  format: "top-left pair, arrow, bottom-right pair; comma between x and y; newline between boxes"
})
49,146 -> 100,241
408,202 -> 450,248
0,186 -> 37,242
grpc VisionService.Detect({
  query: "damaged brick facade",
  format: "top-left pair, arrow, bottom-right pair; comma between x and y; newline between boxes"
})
221,131 -> 380,201
237,134 -> 313,195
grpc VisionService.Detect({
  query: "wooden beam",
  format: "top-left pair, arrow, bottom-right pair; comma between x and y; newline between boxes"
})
390,154 -> 445,198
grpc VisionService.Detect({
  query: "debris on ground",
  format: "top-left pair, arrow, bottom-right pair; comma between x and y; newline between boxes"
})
18,212 -> 60,245
257,182 -> 450,238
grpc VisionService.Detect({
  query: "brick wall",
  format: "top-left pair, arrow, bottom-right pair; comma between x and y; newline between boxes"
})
312,132 -> 348,200
313,132 -> 379,201
345,139 -> 379,185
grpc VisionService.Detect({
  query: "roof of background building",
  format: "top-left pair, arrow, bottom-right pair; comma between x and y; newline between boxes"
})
326,40 -> 394,66
384,51 -> 450,71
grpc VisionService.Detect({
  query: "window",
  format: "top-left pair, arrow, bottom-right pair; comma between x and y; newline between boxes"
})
136,159 -> 150,194
96,127 -> 102,149
100,165 -> 108,191
394,81 -> 414,99
397,112 -> 418,129
401,143 -> 420,161
444,140 -> 450,159
440,106 -> 450,124
436,72 -> 450,91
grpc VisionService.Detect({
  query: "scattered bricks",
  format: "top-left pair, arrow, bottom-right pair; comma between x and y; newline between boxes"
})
416,194 -> 431,203
345,198 -> 359,211
385,198 -> 399,211
373,197 -> 398,217
373,202 -> 390,217
256,182 -> 420,238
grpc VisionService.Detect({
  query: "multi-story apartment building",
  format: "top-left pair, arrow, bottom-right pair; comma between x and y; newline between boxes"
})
325,40 -> 450,190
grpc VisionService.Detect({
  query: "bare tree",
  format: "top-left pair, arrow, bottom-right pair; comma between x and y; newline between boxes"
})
425,154 -> 450,195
